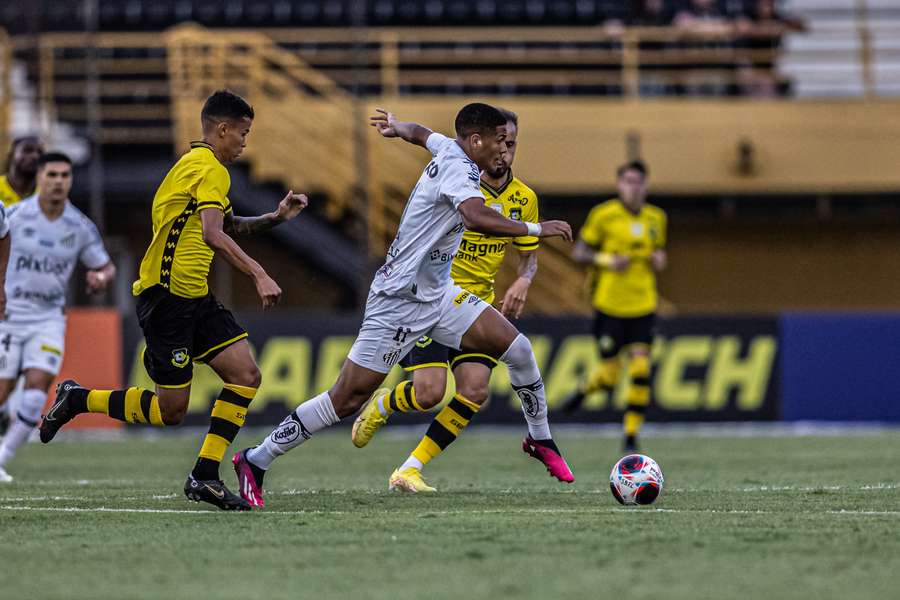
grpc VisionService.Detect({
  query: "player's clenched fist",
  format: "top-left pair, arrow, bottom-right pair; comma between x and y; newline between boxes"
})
537,220 -> 573,242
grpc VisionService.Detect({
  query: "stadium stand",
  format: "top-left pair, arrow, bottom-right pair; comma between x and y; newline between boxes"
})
1,1 -> 899,314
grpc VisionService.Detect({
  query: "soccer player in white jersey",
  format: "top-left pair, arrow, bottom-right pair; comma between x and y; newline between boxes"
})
0,152 -> 115,482
232,103 -> 573,506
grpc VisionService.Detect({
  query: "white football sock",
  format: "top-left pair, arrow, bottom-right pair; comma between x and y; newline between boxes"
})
376,393 -> 390,417
399,455 -> 424,471
247,392 -> 339,470
0,389 -> 47,466
0,419 -> 32,467
500,334 -> 551,440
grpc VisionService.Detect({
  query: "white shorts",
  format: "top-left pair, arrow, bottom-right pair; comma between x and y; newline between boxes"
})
347,284 -> 490,374
0,319 -> 66,379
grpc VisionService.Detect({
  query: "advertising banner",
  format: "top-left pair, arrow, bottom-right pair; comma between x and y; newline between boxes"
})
780,313 -> 900,422
123,314 -> 780,426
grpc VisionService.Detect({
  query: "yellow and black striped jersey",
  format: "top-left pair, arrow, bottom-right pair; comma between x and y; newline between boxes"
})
579,198 -> 667,317
451,174 -> 539,304
0,175 -> 26,207
132,141 -> 233,299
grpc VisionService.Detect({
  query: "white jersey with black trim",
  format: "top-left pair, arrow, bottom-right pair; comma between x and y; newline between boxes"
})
369,133 -> 485,303
4,196 -> 111,322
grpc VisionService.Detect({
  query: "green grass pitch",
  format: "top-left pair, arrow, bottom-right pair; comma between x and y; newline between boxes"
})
1,427 -> 898,599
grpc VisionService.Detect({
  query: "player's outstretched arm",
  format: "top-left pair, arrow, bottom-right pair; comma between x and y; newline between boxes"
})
370,108 -> 433,148
201,208 -> 282,309
224,191 -> 308,237
458,198 -> 573,242
572,240 -> 629,272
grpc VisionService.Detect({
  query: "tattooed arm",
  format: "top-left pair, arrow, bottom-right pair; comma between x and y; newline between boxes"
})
224,191 -> 308,237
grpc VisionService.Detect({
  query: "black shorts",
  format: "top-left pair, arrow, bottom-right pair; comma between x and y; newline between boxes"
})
399,336 -> 498,372
593,311 -> 656,359
136,285 -> 248,388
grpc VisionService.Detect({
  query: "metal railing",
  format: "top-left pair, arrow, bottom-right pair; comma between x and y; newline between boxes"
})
3,19 -> 899,314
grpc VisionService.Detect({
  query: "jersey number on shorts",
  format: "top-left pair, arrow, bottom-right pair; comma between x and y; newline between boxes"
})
392,327 -> 411,344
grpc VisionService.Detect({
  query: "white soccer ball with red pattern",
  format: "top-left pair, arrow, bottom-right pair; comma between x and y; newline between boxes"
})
609,454 -> 664,505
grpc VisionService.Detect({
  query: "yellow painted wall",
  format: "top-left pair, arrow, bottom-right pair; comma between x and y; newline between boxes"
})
365,98 -> 900,194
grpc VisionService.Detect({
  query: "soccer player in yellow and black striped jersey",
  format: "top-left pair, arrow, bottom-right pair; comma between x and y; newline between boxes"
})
351,109 -> 573,492
39,90 -> 309,510
562,160 -> 667,453
0,136 -> 43,208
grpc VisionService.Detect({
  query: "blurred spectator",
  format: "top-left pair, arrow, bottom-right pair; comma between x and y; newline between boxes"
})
674,0 -> 732,34
628,0 -> 675,27
673,0 -> 735,96
626,1 -> 677,96
736,0 -> 807,97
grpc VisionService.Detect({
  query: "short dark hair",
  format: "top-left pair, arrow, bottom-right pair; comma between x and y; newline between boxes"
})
617,159 -> 648,179
37,152 -> 72,169
201,90 -> 254,127
454,103 -> 508,139
497,107 -> 519,127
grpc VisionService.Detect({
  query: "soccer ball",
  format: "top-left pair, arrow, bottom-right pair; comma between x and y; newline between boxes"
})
609,454 -> 664,506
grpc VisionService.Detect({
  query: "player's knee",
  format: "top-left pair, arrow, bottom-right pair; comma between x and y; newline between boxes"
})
232,364 -> 262,389
412,377 -> 446,409
158,398 -> 188,426
160,407 -> 186,426
500,333 -> 533,367
456,382 -> 488,406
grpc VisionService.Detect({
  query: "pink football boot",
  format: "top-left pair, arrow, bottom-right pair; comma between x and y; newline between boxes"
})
522,436 -> 575,483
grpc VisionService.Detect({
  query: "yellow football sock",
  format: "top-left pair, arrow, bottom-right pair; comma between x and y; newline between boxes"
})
385,381 -> 425,413
197,384 -> 256,462
582,357 -> 620,395
87,388 -> 164,426
623,355 -> 651,436
411,394 -> 481,467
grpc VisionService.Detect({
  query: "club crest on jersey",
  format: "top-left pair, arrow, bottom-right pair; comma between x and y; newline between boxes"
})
382,348 -> 401,366
171,348 -> 190,368
510,208 -> 522,221
60,233 -> 76,248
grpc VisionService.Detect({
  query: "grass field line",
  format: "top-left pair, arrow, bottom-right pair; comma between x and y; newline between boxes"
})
2,481 -> 897,503
4,504 -> 900,518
